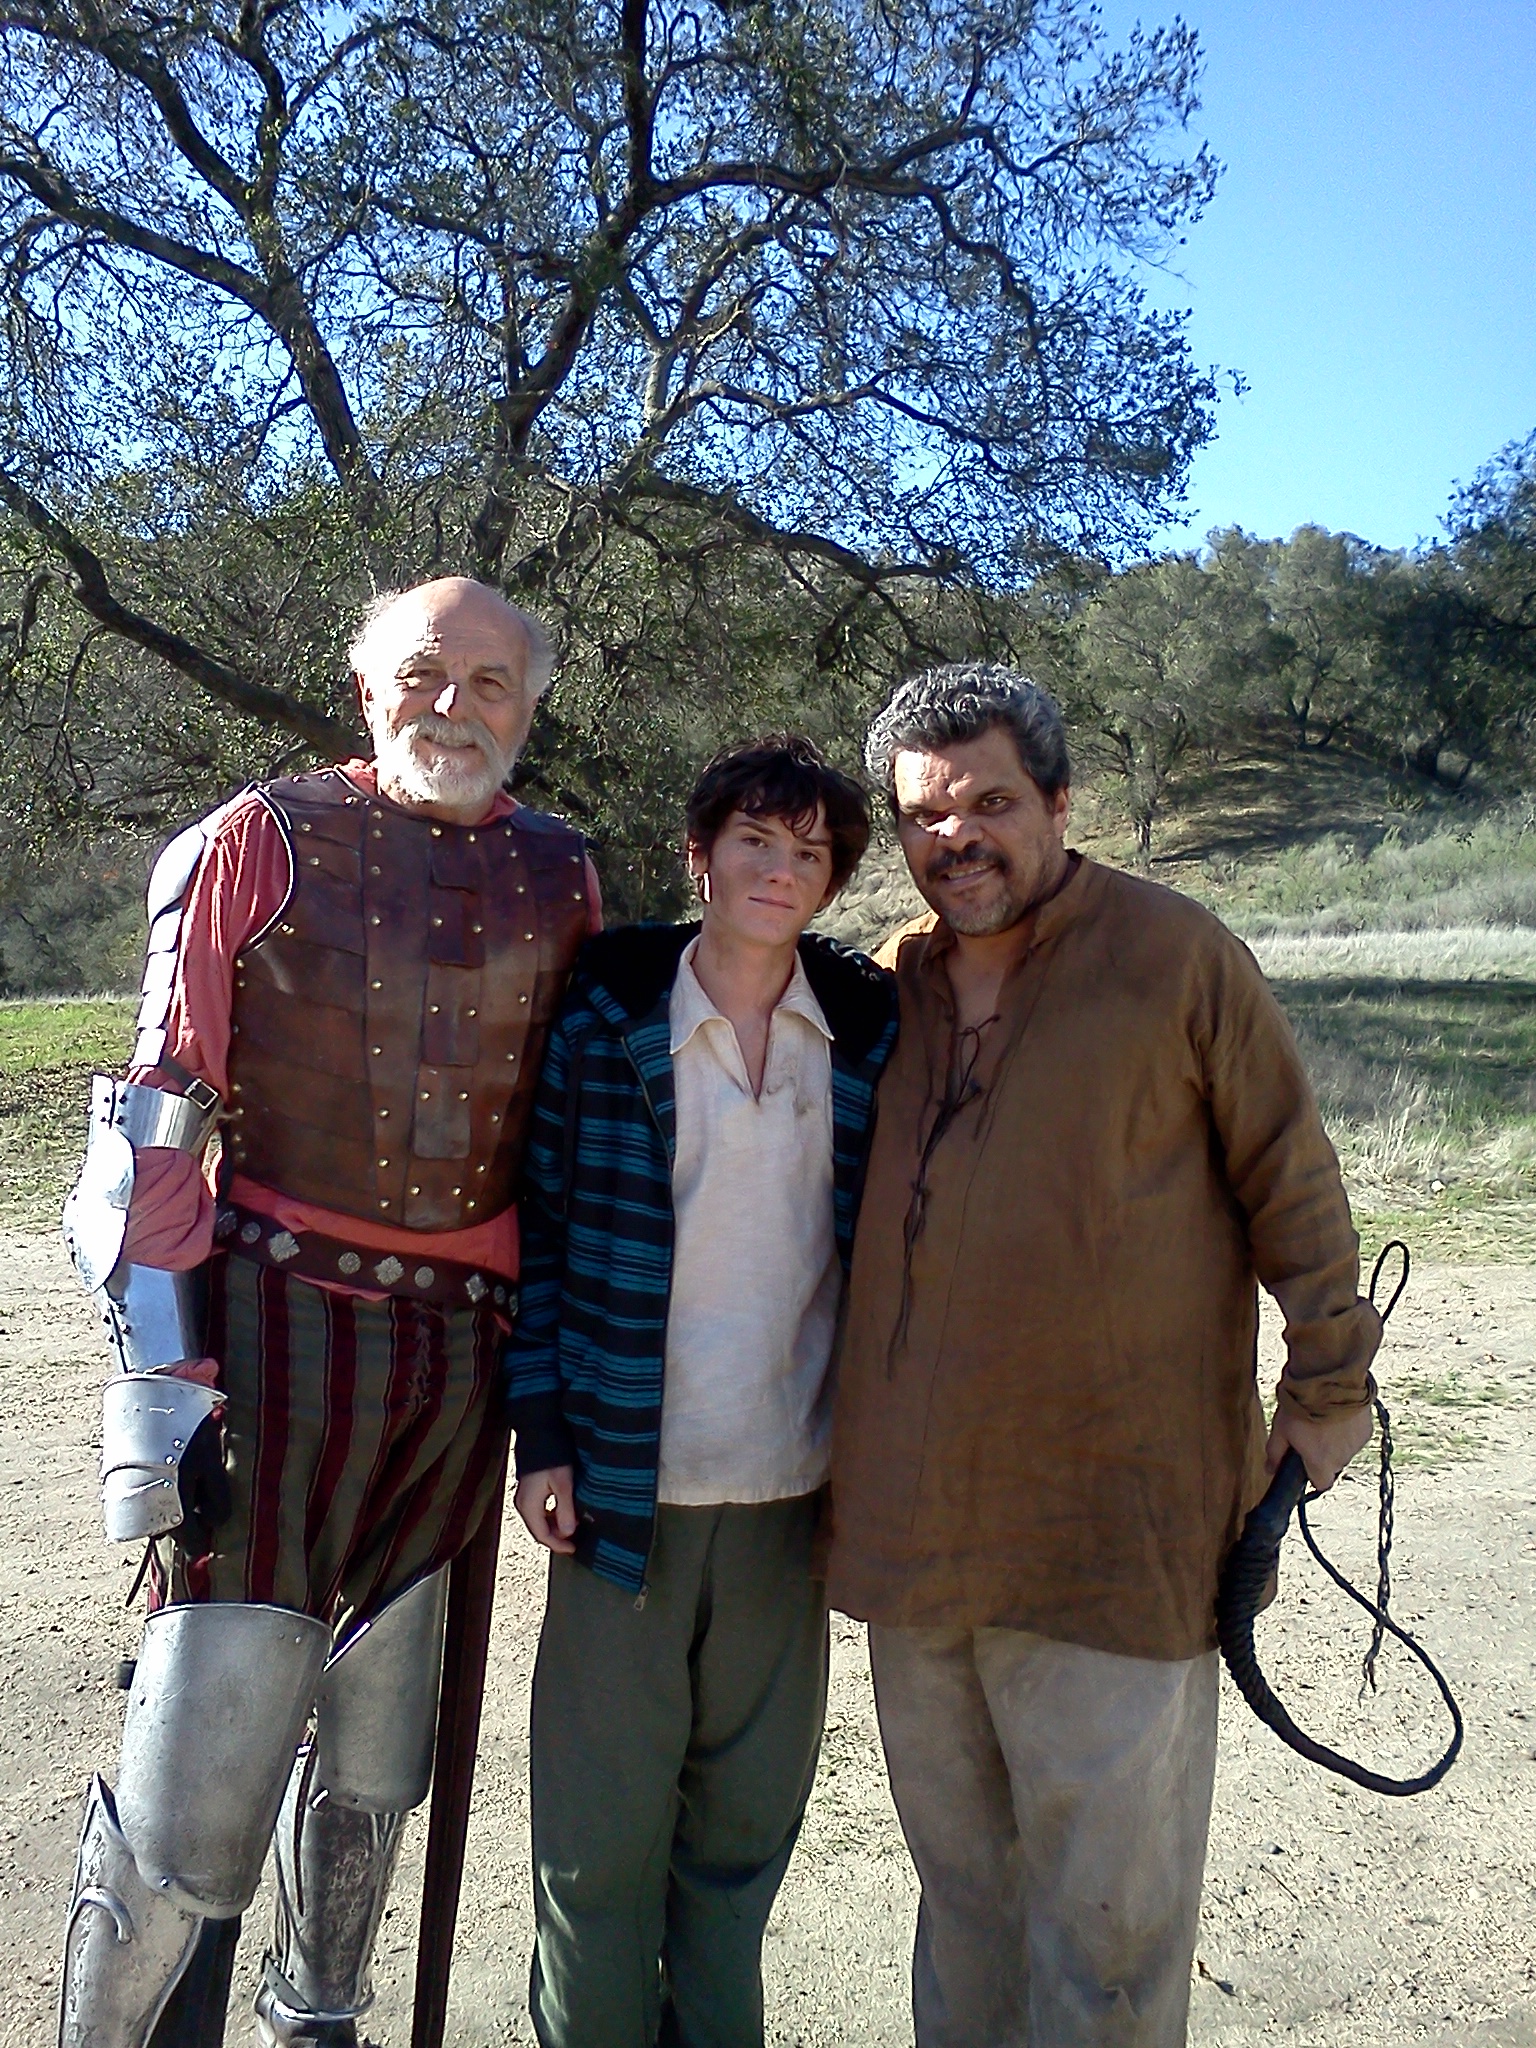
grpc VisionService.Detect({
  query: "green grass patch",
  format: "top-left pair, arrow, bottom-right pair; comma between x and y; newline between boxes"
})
0,997 -> 136,1073
1191,807 -> 1536,938
0,997 -> 136,1227
1276,978 -> 1536,1131
1272,979 -> 1536,1238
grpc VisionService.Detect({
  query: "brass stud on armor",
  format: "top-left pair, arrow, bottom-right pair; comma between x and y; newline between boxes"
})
379,1107 -> 390,1118
280,923 -> 295,934
471,921 -> 483,934
378,1158 -> 390,1168
308,855 -> 321,867
491,1112 -> 501,1122
429,1003 -> 440,1014
458,1090 -> 469,1101
451,1186 -> 461,1197
299,822 -> 312,833
519,994 -> 529,1005
370,914 -> 381,925
523,932 -> 534,942
516,884 -> 526,895
431,916 -> 443,927
420,1090 -> 431,1101
467,1007 -> 477,1018
371,980 -> 382,990
380,1200 -> 390,1209
370,865 -> 381,876
410,1184 -> 421,1195
572,891 -> 584,901
430,825 -> 443,837
467,832 -> 477,843
372,1045 -> 383,1056
466,1200 -> 477,1211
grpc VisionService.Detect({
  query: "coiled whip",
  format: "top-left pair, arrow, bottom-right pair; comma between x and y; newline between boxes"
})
1215,1241 -> 1464,1795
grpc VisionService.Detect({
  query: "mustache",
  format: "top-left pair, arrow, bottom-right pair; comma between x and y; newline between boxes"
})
402,711 -> 499,757
928,844 -> 1008,880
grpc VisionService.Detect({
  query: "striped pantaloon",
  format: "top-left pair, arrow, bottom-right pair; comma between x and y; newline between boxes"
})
197,1249 -> 508,1626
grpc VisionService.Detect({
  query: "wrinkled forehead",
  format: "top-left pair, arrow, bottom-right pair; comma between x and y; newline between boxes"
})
363,591 -> 529,682
892,728 -> 1028,807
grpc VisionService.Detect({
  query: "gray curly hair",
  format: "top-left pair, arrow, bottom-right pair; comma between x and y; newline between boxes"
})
348,585 -> 557,699
864,662 -> 1070,799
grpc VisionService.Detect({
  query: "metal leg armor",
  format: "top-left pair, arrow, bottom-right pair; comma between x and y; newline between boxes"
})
60,1777 -> 202,2048
59,1603 -> 331,2048
256,1569 -> 449,2048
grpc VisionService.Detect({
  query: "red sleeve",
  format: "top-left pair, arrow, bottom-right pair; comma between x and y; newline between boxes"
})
584,853 -> 604,935
120,794 -> 293,1270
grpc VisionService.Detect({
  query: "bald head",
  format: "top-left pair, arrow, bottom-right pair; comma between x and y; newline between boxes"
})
350,577 -> 554,824
350,577 -> 554,699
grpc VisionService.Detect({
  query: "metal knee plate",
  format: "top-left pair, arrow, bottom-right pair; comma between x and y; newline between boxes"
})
117,1603 -> 331,1917
314,1568 -> 448,1813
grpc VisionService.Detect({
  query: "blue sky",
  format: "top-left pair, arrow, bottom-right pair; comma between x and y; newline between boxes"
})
1100,1 -> 1536,553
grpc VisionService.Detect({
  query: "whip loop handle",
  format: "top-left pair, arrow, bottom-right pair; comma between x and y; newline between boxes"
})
1215,1242 -> 1464,1796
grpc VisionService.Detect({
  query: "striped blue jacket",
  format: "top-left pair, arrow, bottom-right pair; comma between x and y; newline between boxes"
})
505,921 -> 899,1593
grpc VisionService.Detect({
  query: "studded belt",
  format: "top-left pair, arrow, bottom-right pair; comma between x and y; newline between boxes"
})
214,1203 -> 515,1315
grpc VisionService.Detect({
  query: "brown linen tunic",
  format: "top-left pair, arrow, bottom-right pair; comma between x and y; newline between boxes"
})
827,856 -> 1382,1662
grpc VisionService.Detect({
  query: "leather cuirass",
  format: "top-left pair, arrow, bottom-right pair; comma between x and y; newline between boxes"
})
224,767 -> 588,1231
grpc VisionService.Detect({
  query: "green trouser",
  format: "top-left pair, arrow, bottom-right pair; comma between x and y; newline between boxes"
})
529,1492 -> 829,2048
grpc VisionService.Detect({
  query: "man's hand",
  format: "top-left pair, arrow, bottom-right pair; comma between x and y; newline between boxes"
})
1265,1403 -> 1373,1493
514,1465 -> 578,1554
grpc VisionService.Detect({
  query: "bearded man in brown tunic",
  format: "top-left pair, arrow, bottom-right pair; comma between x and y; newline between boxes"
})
57,579 -> 597,2048
830,663 -> 1379,2048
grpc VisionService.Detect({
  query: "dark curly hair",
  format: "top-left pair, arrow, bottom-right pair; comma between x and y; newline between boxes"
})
864,662 -> 1070,801
686,735 -> 871,893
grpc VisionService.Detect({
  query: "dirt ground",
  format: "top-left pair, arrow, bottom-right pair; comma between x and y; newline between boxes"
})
3,1229 -> 1534,2048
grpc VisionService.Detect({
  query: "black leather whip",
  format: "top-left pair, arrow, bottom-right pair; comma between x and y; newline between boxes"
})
1215,1241 -> 1464,1796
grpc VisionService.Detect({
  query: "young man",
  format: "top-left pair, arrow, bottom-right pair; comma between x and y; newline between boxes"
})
507,736 -> 898,2048
829,663 -> 1381,2048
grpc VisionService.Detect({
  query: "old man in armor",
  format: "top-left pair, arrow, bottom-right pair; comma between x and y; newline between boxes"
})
57,577 -> 598,2047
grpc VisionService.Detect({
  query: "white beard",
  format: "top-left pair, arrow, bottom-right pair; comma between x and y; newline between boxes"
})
375,712 -> 514,811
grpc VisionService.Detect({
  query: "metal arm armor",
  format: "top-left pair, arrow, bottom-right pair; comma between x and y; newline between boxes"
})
63,1074 -> 222,1543
101,1368 -> 224,1543
63,1076 -> 221,1297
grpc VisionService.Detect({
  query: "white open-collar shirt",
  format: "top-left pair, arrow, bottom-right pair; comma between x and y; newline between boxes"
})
657,936 -> 841,1506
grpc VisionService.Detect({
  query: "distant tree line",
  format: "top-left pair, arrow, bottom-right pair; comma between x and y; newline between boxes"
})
1041,431 -> 1536,858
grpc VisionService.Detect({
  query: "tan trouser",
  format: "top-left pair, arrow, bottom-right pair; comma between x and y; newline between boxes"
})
869,1625 -> 1219,2048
